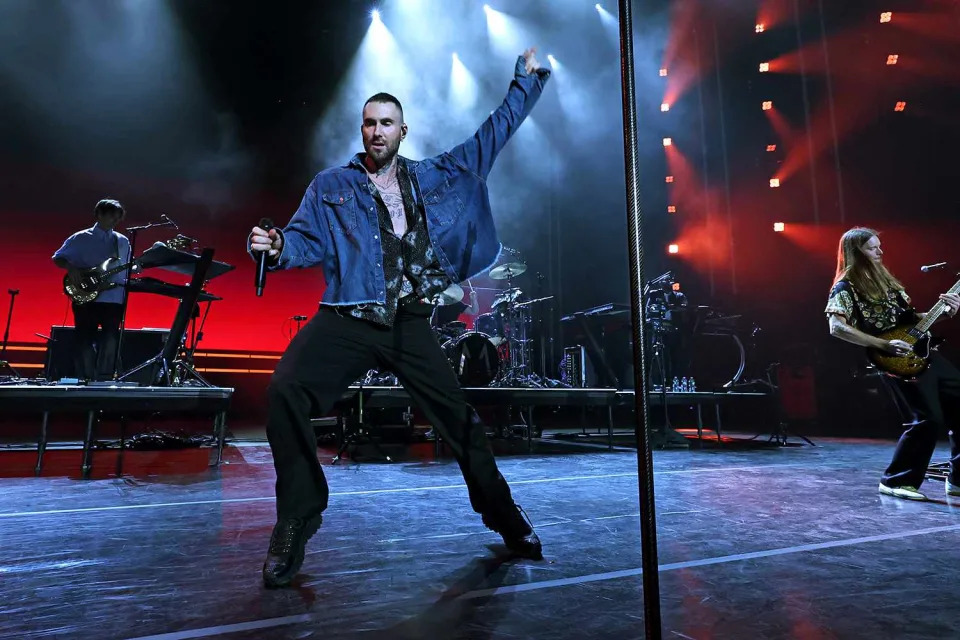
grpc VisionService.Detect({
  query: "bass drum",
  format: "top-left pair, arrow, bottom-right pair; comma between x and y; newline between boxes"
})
443,332 -> 501,387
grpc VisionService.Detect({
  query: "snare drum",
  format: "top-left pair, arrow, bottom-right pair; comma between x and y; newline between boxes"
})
442,332 -> 501,387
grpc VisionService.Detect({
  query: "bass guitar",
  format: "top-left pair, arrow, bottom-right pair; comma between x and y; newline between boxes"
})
63,236 -> 190,305
867,278 -> 960,379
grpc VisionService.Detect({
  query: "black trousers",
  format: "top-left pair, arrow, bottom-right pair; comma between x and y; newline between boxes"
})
883,352 -> 960,488
266,303 -> 516,520
72,302 -> 123,381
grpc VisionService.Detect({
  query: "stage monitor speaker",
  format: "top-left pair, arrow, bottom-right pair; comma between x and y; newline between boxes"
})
45,326 -> 169,384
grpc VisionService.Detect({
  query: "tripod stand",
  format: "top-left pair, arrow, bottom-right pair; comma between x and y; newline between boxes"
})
0,289 -> 21,379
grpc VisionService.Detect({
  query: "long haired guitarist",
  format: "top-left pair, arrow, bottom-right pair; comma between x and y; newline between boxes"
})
52,199 -> 130,381
826,227 -> 960,501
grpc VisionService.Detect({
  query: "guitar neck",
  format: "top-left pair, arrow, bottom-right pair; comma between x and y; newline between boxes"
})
914,278 -> 960,334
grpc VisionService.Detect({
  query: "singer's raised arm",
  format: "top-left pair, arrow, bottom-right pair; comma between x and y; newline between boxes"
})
446,54 -> 550,181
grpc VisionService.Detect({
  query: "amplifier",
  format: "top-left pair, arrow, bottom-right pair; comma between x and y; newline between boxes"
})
44,326 -> 169,383
562,345 -> 589,388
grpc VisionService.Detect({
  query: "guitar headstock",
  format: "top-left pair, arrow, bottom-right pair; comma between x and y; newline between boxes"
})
166,234 -> 197,251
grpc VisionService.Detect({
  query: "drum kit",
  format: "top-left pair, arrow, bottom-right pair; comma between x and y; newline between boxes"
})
437,255 -> 558,387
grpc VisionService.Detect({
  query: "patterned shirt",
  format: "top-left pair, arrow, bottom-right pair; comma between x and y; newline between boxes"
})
825,280 -> 917,335
346,158 -> 451,327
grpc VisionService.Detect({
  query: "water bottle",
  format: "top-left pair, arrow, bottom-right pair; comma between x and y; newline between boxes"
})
680,376 -> 689,392
672,376 -> 680,392
689,377 -> 696,392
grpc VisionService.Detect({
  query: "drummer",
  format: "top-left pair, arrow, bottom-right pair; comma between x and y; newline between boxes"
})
431,281 -> 480,329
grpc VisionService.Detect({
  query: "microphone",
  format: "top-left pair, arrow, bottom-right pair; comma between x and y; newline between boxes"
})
921,262 -> 948,273
160,214 -> 178,230
255,218 -> 274,297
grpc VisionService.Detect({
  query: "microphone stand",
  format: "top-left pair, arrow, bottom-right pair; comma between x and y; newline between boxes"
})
110,217 -> 177,382
0,289 -> 20,378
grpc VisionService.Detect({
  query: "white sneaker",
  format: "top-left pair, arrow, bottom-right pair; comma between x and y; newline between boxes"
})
946,479 -> 960,497
878,483 -> 927,501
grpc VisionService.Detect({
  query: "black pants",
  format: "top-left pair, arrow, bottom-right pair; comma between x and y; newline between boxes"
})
883,352 -> 960,488
266,304 -> 516,520
72,302 -> 123,381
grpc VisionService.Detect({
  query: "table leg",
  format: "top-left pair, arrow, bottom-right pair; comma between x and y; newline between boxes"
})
715,402 -> 723,444
81,410 -> 97,479
696,402 -> 704,448
526,406 -> 534,453
35,411 -> 50,477
215,411 -> 228,466
607,405 -> 614,450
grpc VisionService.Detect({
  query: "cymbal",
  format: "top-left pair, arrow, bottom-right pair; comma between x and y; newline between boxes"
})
434,283 -> 464,306
489,262 -> 527,280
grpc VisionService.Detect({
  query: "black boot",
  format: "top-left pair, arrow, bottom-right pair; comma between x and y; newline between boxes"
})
482,503 -> 543,560
262,513 -> 323,588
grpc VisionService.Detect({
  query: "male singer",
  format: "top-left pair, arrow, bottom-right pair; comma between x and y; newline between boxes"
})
249,49 -> 550,588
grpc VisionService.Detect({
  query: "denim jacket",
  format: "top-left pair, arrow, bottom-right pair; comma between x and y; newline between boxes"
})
262,56 -> 550,306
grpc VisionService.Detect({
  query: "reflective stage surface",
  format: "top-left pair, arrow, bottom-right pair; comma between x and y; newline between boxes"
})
3,439 -> 960,639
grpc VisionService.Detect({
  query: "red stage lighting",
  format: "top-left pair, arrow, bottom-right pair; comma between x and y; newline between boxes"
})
880,12 -> 892,23
894,101 -> 907,112
672,282 -> 681,291
665,175 -> 674,183
766,144 -> 777,152
759,62 -> 770,72
886,54 -> 899,65
661,103 -> 670,112
755,23 -> 765,33
659,68 -> 668,77
667,205 -> 677,213
663,137 -> 672,146
668,244 -> 679,254
762,101 -> 773,111
770,178 -> 781,188
774,222 -> 785,232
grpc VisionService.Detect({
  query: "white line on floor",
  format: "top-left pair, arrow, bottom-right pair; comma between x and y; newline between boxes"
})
122,523 -> 960,640
0,462 -> 815,519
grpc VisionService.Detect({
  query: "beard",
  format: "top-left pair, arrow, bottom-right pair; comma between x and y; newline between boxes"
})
365,138 -> 400,169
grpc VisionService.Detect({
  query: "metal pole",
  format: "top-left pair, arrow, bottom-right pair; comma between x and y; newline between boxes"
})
616,0 -> 662,637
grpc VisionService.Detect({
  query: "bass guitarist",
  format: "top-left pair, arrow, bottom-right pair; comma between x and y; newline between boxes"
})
52,199 -> 130,381
826,227 -> 960,500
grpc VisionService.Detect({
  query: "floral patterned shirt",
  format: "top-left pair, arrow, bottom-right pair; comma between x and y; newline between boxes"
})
825,280 -> 917,335
346,158 -> 451,327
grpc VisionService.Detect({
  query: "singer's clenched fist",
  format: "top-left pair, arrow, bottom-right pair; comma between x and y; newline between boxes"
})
250,226 -> 282,257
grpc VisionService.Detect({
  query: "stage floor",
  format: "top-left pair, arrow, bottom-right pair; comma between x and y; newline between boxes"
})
2,439 -> 959,639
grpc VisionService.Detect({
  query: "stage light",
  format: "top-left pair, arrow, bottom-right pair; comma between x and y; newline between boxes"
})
887,54 -> 899,65
766,144 -> 777,152
668,244 -> 679,254
762,101 -> 773,111
774,222 -> 785,232
770,178 -> 780,188
483,4 -> 491,11
547,54 -> 557,66
659,68 -> 668,77
755,23 -> 765,33
663,137 -> 672,147
595,3 -> 602,10
759,62 -> 770,72
667,205 -> 677,213
371,8 -> 381,22
672,282 -> 681,291
880,12 -> 892,23
665,176 -> 674,183
894,101 -> 907,111
660,103 -> 670,112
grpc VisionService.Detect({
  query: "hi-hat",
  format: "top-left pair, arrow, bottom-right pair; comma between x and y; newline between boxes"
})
489,262 -> 527,280
434,283 -> 464,306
